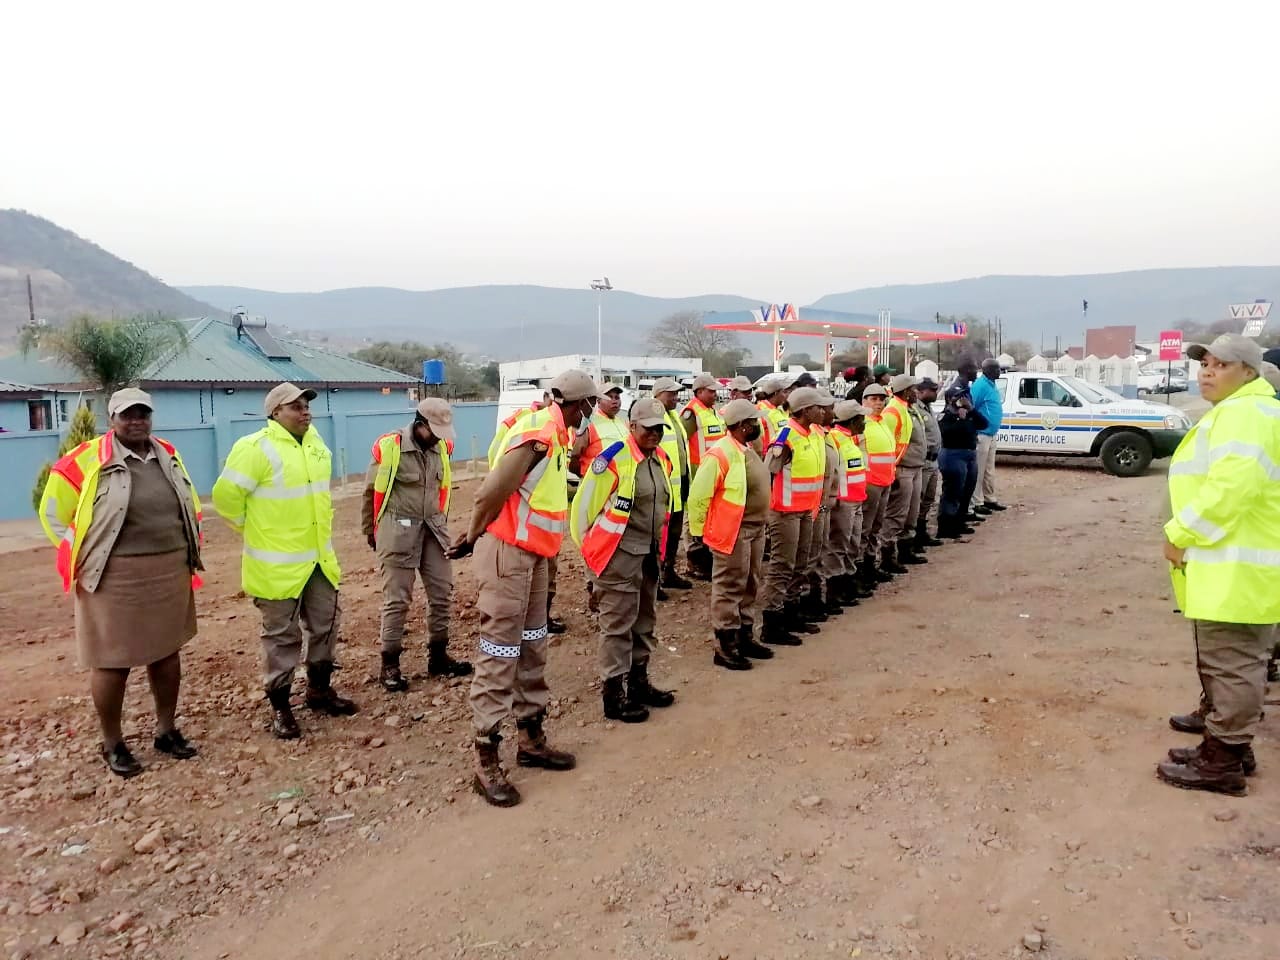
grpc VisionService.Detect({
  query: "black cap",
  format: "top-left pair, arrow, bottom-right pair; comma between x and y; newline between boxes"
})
1264,347 -> 1280,367
792,371 -> 818,388
918,377 -> 939,389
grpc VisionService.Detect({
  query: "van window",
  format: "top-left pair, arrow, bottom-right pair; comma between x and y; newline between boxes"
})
1018,378 -> 1076,407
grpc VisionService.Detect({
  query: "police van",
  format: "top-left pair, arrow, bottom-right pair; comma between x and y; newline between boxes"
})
989,371 -> 1191,476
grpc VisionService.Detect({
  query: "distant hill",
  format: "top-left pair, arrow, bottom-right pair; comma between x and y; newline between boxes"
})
0,210 -> 220,336
813,267 -> 1280,345
183,284 -> 765,359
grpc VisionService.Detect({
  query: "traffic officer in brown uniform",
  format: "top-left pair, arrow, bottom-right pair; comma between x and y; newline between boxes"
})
913,378 -> 944,551
363,399 -> 473,692
759,386 -> 829,646
686,399 -> 776,670
652,377 -> 694,593
571,382 -> 630,612
804,391 -> 839,620
680,373 -> 727,580
448,369 -> 598,807
880,374 -> 927,572
572,398 -> 677,724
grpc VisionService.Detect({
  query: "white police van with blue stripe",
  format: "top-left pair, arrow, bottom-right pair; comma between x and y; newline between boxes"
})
992,372 -> 1191,477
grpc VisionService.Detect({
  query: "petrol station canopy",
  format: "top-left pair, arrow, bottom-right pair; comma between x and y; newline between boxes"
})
702,305 -> 966,343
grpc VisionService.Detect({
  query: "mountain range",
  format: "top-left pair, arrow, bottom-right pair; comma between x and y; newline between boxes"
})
3,209 -> 1276,360
0,210 -> 219,333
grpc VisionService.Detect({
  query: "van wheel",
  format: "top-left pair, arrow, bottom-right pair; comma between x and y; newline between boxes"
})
1099,431 -> 1153,477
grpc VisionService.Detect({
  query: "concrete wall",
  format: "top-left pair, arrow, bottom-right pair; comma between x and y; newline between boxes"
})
0,401 -> 499,521
0,397 -> 34,433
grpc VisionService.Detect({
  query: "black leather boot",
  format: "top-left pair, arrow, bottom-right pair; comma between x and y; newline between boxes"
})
785,600 -> 821,634
737,623 -> 774,660
628,660 -> 675,708
763,608 -> 803,646
304,663 -> 358,716
915,527 -> 943,548
516,711 -> 577,769
882,545 -> 908,575
713,628 -> 752,670
473,733 -> 521,807
898,539 -> 927,565
835,574 -> 861,607
267,686 -> 301,740
427,640 -> 473,678
380,651 -> 409,692
603,675 -> 649,722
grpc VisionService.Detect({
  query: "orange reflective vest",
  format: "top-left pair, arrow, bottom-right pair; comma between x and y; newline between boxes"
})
687,434 -> 749,553
488,401 -> 543,467
486,404 -> 570,558
864,417 -> 897,487
769,419 -> 823,513
830,426 -> 868,503
40,432 -> 204,593
882,397 -> 912,462
370,430 -> 454,532
570,436 -> 673,576
757,400 -> 790,448
576,411 -> 629,475
680,397 -> 727,472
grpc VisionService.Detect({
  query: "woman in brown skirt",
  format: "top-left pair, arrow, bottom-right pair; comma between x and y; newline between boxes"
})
39,388 -> 205,778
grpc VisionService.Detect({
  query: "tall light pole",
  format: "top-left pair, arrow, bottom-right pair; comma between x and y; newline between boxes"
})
590,277 -> 613,383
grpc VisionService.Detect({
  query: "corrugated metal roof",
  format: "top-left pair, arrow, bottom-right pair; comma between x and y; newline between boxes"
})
0,317 -> 418,388
145,318 -> 417,384
0,378 -> 45,393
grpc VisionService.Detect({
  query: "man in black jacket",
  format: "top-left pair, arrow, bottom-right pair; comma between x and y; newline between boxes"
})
936,383 -> 988,538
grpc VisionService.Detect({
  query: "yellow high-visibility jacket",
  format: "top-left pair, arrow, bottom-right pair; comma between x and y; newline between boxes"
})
212,419 -> 340,600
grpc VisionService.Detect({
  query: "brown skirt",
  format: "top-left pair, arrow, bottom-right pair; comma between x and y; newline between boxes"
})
75,549 -> 197,669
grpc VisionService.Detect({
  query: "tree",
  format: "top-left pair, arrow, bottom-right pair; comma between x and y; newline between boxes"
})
19,313 -> 188,394
647,311 -> 747,376
1002,339 -> 1035,364
31,404 -> 98,513
351,341 -> 496,399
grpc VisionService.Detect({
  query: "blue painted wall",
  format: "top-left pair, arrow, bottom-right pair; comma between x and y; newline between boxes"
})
148,385 -> 416,428
0,400 -> 499,521
0,398 -> 33,433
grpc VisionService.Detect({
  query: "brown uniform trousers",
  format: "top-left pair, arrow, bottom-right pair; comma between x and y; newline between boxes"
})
917,460 -> 940,535
1193,620 -> 1277,745
468,535 -> 551,736
860,483 -> 890,559
711,519 -> 765,632
595,550 -> 660,680
377,515 -> 452,655
807,500 -> 833,595
822,501 -> 862,579
254,566 -> 340,693
882,465 -> 923,546
762,510 -> 813,612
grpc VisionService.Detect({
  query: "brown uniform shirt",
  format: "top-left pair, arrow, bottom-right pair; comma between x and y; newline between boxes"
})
467,444 -> 541,543
114,454 -> 188,557
742,446 -> 771,522
618,453 -> 669,555
361,427 -> 449,546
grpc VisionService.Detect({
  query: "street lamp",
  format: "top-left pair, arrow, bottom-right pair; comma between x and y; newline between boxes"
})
590,277 -> 613,383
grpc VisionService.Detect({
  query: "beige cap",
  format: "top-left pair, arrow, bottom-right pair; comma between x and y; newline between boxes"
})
788,387 -> 833,411
415,397 -> 456,443
889,373 -> 922,394
754,373 -> 780,393
727,375 -> 753,391
549,369 -> 601,402
1186,333 -> 1264,371
720,398 -> 761,426
833,399 -> 868,421
651,377 -> 681,395
601,382 -> 624,395
107,387 -> 154,417
264,382 -> 318,416
1261,361 -> 1280,392
692,372 -> 720,391
629,397 -> 668,428
861,384 -> 889,399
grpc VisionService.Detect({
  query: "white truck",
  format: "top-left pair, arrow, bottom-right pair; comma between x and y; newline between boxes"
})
977,371 -> 1192,477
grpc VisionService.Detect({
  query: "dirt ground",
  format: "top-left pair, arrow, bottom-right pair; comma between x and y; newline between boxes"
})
2,460 -> 1277,960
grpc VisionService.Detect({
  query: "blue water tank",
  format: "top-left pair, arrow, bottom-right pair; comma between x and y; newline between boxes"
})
422,359 -> 446,385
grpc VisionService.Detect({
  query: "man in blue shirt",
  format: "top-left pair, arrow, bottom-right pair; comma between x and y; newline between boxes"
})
969,358 -> 1007,515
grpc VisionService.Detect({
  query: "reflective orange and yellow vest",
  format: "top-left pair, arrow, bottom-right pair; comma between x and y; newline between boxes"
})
487,404 -> 570,558
769,419 -> 823,513
864,417 -> 897,487
681,397 -> 727,472
829,426 -> 868,503
40,432 -> 203,593
370,430 -> 454,530
686,434 -> 749,553
570,436 -> 673,576
882,396 -> 913,461
756,400 -> 790,448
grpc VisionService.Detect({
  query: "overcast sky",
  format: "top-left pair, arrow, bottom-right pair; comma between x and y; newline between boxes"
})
4,1 -> 1278,303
